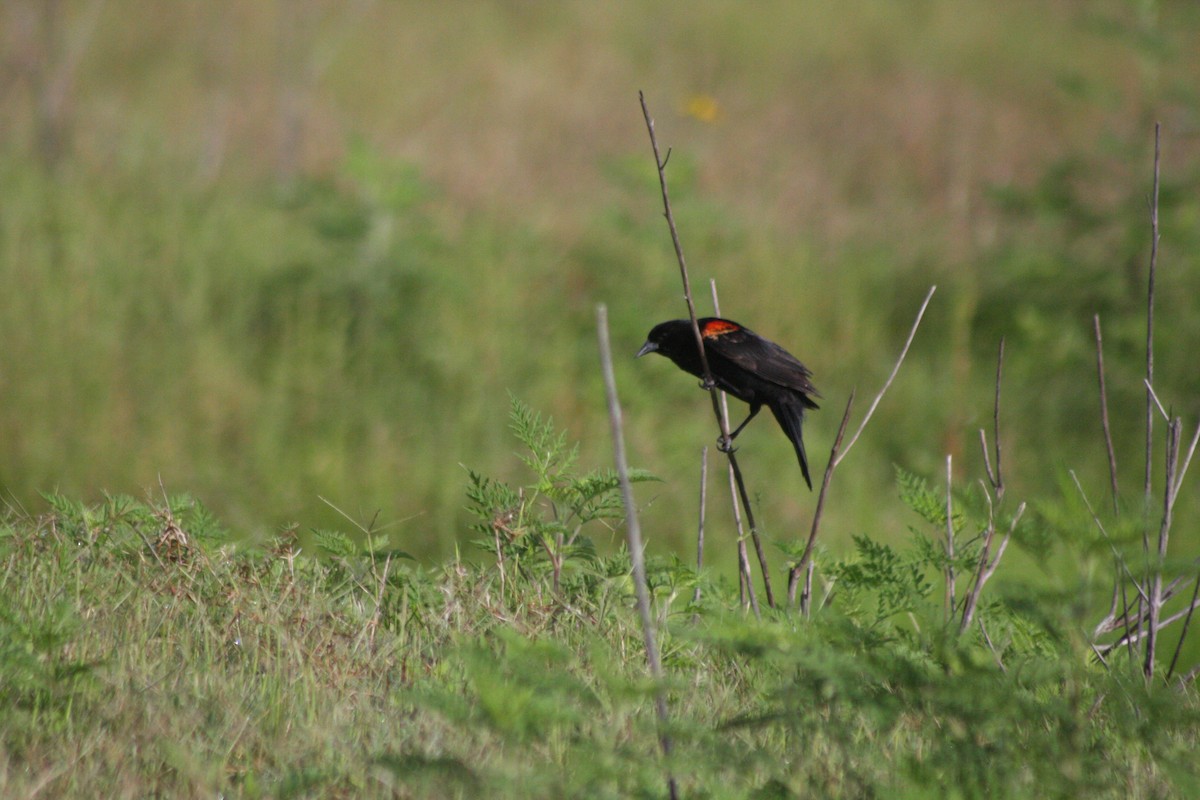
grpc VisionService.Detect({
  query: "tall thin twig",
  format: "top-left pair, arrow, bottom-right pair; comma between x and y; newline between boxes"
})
692,446 -> 708,607
727,455 -> 761,617
944,455 -> 956,621
1093,315 -> 1120,514
834,286 -> 936,467
710,279 -> 774,608
789,392 -> 854,610
990,338 -> 1006,500
959,339 -> 1012,632
640,91 -> 772,607
1166,562 -> 1200,683
596,305 -> 678,800
1143,122 -> 1161,522
789,285 -> 935,611
1145,417 -> 1180,679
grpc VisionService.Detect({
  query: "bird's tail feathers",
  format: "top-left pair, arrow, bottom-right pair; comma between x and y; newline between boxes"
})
770,397 -> 813,490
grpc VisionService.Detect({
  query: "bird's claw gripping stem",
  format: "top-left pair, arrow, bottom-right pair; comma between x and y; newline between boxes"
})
699,376 -> 717,391
717,435 -> 738,454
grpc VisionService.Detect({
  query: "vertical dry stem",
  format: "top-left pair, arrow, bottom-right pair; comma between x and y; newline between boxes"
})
789,285 -> 935,611
1143,122 -> 1161,522
944,455 -> 956,621
640,92 -> 772,607
692,446 -> 708,607
1093,315 -> 1120,513
596,304 -> 678,800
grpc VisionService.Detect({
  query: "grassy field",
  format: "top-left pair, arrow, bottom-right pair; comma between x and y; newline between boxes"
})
2,407 -> 1199,797
4,1 -> 1200,794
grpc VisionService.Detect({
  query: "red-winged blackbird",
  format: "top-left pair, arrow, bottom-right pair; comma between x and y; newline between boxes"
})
637,317 -> 821,488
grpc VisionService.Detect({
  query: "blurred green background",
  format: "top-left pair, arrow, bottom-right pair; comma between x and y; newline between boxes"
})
3,0 -> 1200,567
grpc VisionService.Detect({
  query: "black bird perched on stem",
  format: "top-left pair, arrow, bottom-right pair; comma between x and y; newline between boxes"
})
637,318 -> 820,488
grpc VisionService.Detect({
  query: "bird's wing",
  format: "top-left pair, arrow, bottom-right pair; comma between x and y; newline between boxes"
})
701,320 -> 821,398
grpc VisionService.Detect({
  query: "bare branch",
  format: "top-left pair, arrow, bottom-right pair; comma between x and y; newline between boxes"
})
1069,472 -> 1149,607
640,92 -> 772,609
944,455 -> 956,621
596,304 -> 678,800
1166,563 -> 1200,682
959,483 -> 994,633
990,338 -> 1006,499
1144,379 -> 1170,423
1172,419 -> 1200,501
1093,315 -> 1120,512
835,286 -> 936,466
1144,121 -> 1161,507
692,446 -> 708,607
711,280 -> 773,608
790,391 -> 855,611
1144,416 -> 1181,680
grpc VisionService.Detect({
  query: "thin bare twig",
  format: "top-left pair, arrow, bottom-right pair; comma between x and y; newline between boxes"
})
640,92 -> 770,607
944,455 -> 956,621
596,304 -> 678,800
1145,417 -> 1180,680
1101,591 -> 1200,656
1144,121 -> 1161,512
959,484 -> 993,633
1171,419 -> 1200,501
1166,562 -> 1200,683
787,286 -> 934,612
711,280 -> 774,609
834,285 -> 936,467
978,617 -> 1007,673
1095,569 -> 1198,639
1144,379 -> 1169,423
989,338 -> 1006,499
1093,315 -> 1120,513
692,446 -> 708,607
789,391 -> 855,611
727,455 -> 761,617
1070,472 -> 1149,607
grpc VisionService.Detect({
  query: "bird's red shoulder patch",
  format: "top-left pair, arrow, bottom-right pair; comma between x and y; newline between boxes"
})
701,319 -> 741,339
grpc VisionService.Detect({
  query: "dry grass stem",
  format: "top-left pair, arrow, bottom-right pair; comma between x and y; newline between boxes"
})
833,285 -> 936,467
1093,315 -> 1120,512
596,303 -> 678,800
640,92 -> 772,607
1143,121 -> 1161,507
692,446 -> 708,607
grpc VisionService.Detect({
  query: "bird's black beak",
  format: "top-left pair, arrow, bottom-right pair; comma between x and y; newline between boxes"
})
635,341 -> 657,358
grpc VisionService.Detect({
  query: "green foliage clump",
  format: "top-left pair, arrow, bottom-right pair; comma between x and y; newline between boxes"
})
465,395 -> 657,595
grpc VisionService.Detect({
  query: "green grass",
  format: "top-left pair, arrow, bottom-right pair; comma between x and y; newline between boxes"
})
3,407 -> 1199,797
4,3 -> 1200,790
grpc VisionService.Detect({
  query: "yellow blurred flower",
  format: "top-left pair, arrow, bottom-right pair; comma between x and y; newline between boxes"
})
684,94 -> 721,123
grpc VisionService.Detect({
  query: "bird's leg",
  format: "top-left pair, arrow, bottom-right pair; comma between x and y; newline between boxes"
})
699,376 -> 717,391
718,404 -> 761,453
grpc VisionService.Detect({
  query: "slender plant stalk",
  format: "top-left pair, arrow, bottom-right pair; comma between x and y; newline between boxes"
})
1143,122 -> 1161,527
1093,315 -> 1120,513
727,454 -> 761,617
1166,563 -> 1200,682
595,304 -> 678,800
1145,417 -> 1180,679
960,487 -> 995,633
789,285 -> 935,611
959,339 -> 1013,632
640,91 -> 773,607
944,455 -> 956,621
833,286 -> 936,467
789,391 -> 854,611
709,279 -> 774,608
692,446 -> 708,607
